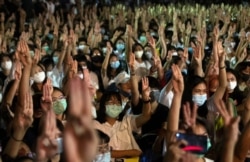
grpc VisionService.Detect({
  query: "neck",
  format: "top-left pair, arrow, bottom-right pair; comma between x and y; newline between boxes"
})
106,116 -> 117,126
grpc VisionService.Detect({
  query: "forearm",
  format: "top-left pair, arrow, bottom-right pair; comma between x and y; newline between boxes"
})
111,149 -> 142,158
194,64 -> 204,77
167,94 -> 182,132
5,80 -> 20,106
130,74 -> 139,106
3,129 -> 27,158
19,65 -> 32,106
220,140 -> 236,162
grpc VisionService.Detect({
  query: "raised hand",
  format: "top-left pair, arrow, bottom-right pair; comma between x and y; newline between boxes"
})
64,75 -> 98,162
16,40 -> 32,66
171,64 -> 184,94
36,108 -> 59,161
41,79 -> 53,112
14,61 -> 22,81
183,102 -> 198,130
148,36 -> 156,49
142,77 -> 150,101
13,92 -> 33,131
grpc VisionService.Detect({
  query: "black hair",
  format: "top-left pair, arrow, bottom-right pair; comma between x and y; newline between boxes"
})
96,129 -> 110,144
0,53 -> 12,62
132,42 -> 144,53
40,55 -> 55,70
96,91 -> 124,123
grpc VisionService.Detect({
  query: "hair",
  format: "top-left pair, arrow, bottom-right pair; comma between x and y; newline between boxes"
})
40,55 -> 55,70
96,129 -> 110,144
0,53 -> 12,62
96,91 -> 124,123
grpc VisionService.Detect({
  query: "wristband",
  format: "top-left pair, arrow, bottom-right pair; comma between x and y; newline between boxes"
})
11,134 -> 22,142
219,66 -> 226,69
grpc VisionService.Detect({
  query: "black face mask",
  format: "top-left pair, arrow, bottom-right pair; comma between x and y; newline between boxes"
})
91,56 -> 103,63
240,73 -> 250,82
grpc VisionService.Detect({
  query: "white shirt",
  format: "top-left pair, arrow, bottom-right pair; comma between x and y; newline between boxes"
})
159,86 -> 174,108
94,115 -> 141,151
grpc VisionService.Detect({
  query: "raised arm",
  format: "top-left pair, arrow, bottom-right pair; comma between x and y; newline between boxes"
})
166,64 -> 184,141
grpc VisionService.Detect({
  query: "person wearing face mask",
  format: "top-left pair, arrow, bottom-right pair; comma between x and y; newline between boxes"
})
94,83 -> 152,160
101,43 -> 123,89
52,87 -> 67,123
114,37 -> 126,61
132,43 -> 152,79
0,54 -> 13,83
31,64 -> 46,94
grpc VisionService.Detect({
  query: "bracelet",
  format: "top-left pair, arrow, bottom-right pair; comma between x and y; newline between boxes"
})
143,99 -> 151,104
11,134 -> 22,142
219,66 -> 226,69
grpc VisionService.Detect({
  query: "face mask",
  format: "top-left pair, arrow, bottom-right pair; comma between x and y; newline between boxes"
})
53,56 -> 59,64
228,81 -> 237,90
196,137 -> 212,158
110,61 -> 120,69
103,35 -> 109,41
47,71 -> 53,77
0,93 -> 2,103
94,152 -> 111,162
92,56 -> 103,63
139,36 -> 147,43
240,73 -> 250,82
188,47 -> 193,54
134,50 -> 143,59
117,53 -> 125,60
43,46 -> 49,52
47,33 -> 54,40
182,69 -> 188,75
150,32 -> 157,37
192,94 -> 207,106
105,105 -> 123,118
150,89 -> 160,102
1,61 -> 12,70
53,98 -> 67,115
231,42 -> 236,48
73,8 -> 77,15
33,71 -> 46,83
102,47 -> 107,54
78,45 -> 85,50
78,73 -> 84,79
145,51 -> 152,59
92,106 -> 97,119
116,43 -> 125,51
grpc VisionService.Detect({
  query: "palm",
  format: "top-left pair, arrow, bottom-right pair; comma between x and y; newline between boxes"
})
171,65 -> 184,94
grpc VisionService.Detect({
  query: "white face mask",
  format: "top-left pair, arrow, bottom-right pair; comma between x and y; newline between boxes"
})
78,45 -> 85,50
93,152 -> 111,162
33,71 -> 46,83
134,50 -> 143,58
228,81 -> 237,90
0,93 -> 2,103
192,94 -> 207,106
1,61 -> 12,70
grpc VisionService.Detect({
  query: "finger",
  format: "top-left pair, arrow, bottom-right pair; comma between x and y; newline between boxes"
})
183,104 -> 189,124
192,103 -> 198,120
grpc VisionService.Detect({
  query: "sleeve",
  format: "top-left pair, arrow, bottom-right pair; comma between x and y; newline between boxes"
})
125,115 -> 141,134
159,87 -> 173,108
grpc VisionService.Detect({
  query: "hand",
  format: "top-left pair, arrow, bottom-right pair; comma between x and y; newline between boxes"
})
41,79 -> 53,111
193,45 -> 202,66
148,36 -> 156,49
13,92 -> 33,130
142,77 -> 150,101
183,102 -> 198,130
16,40 -> 32,66
33,49 -> 41,64
106,41 -> 113,54
64,75 -> 98,162
164,140 -> 188,162
171,64 -> 184,94
215,99 -> 235,126
69,60 -> 78,78
213,24 -> 220,40
14,61 -> 22,80
37,109 -> 59,161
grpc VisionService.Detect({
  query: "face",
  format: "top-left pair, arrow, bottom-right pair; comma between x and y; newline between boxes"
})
92,49 -> 101,57
192,123 -> 208,136
192,82 -> 207,96
32,65 -> 44,76
1,56 -> 11,62
227,72 -> 237,83
109,55 -> 118,64
105,95 -> 121,106
119,81 -> 131,93
52,89 -> 64,102
134,45 -> 143,52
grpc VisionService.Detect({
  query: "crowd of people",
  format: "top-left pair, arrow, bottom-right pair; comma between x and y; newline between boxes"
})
0,0 -> 250,162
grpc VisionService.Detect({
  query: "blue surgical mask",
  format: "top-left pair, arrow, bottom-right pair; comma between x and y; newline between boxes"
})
139,36 -> 147,43
53,56 -> 59,64
110,61 -> 120,69
192,94 -> 207,106
47,33 -> 54,40
188,47 -> 193,54
43,46 -> 49,53
197,138 -> 212,158
105,105 -> 123,118
116,43 -> 125,51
